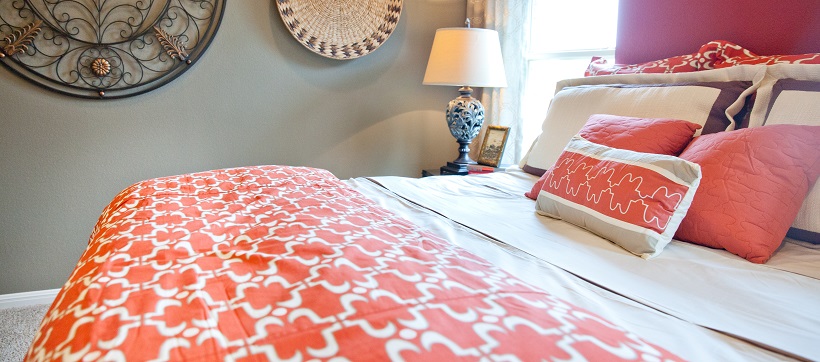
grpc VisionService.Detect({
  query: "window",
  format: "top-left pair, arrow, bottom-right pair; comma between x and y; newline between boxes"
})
520,1 -> 619,150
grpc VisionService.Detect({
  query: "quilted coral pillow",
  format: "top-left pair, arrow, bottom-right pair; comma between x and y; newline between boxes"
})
578,114 -> 702,154
525,114 -> 701,199
675,125 -> 820,263
535,136 -> 702,258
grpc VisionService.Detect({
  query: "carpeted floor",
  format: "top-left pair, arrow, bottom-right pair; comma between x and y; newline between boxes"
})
0,304 -> 49,362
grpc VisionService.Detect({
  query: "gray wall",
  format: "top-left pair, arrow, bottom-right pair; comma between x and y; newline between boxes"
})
0,1 -> 465,294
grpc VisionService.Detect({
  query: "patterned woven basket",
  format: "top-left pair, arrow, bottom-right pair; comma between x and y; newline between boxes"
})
276,0 -> 403,60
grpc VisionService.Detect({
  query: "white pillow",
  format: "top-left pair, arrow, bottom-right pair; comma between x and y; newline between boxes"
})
747,64 -> 820,127
520,66 -> 766,176
747,64 -> 820,243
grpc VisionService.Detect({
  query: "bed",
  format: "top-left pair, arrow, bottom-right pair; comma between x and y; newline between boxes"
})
25,62 -> 820,361
24,6 -> 820,362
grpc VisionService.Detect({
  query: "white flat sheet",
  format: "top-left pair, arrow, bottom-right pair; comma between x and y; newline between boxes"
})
348,169 -> 820,361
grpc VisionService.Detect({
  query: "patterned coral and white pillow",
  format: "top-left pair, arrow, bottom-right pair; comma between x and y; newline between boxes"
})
710,41 -> 820,68
585,53 -> 701,76
534,136 -> 702,258
586,40 -> 820,77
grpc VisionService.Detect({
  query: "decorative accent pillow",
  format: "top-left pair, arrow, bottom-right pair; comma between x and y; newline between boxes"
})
745,64 -> 820,244
585,53 -> 701,76
579,114 -> 702,154
520,74 -> 758,177
525,114 -> 701,199
711,43 -> 820,68
715,54 -> 820,67
674,125 -> 820,263
586,40 -> 820,77
584,40 -> 729,77
534,136 -> 702,259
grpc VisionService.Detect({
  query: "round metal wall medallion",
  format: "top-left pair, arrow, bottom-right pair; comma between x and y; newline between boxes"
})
0,0 -> 226,99
276,0 -> 403,60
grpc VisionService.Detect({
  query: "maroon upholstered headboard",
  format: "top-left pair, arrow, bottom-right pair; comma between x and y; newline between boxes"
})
615,0 -> 820,64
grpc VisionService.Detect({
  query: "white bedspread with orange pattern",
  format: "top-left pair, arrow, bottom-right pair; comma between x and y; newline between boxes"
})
26,166 -> 678,361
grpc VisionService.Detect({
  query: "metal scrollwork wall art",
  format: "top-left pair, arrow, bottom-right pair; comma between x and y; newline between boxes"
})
0,0 -> 226,99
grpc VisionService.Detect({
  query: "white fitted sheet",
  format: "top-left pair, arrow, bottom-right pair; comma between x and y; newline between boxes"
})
346,169 -> 820,361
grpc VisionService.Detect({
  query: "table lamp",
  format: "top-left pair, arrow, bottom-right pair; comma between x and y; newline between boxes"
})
423,19 -> 507,175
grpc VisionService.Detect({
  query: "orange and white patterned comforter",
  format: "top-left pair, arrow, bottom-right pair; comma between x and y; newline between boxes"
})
26,166 -> 679,361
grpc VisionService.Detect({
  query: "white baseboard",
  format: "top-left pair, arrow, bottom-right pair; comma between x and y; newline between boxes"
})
0,289 -> 60,309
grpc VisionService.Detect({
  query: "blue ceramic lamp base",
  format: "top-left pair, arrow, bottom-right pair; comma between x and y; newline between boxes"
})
439,86 -> 484,175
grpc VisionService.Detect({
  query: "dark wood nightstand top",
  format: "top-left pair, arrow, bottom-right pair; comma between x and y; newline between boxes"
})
422,164 -> 512,178
421,169 -> 440,177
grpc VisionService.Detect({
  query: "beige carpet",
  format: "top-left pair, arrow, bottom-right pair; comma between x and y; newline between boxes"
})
0,304 -> 49,362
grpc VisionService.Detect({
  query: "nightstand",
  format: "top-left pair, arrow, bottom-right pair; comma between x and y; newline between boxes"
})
422,164 -> 511,177
421,167 -> 468,177
421,169 -> 440,177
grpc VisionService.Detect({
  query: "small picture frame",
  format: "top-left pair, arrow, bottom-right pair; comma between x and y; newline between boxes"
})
477,125 -> 510,167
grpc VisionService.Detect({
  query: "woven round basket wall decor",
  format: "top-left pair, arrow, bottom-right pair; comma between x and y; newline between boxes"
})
276,0 -> 403,60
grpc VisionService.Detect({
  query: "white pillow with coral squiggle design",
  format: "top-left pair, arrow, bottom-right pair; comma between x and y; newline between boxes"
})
535,136 -> 702,258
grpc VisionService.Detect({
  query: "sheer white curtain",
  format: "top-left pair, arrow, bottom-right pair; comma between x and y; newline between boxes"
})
467,0 -> 532,165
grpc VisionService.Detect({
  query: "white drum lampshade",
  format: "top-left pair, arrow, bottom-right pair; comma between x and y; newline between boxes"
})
423,28 -> 507,88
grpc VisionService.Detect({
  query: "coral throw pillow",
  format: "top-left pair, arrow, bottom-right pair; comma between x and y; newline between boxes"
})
526,114 -> 701,199
675,125 -> 820,263
579,114 -> 702,154
534,137 -> 702,258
